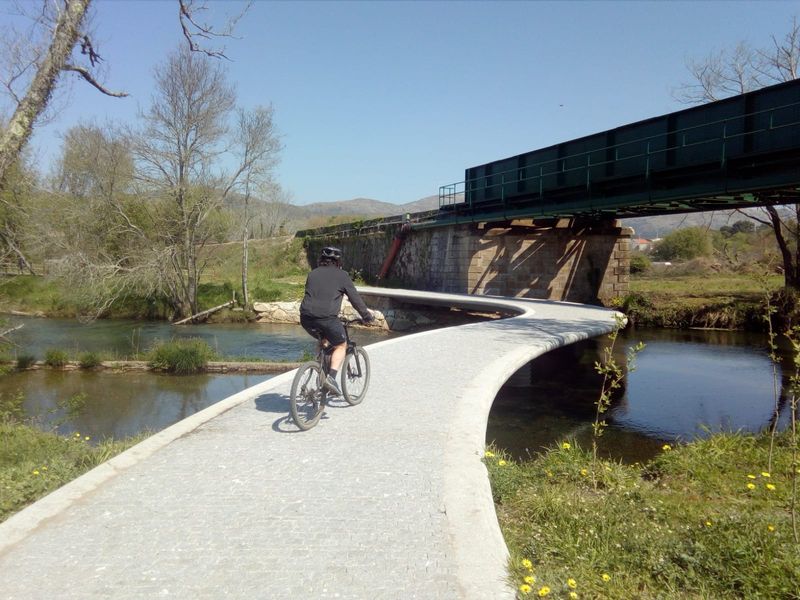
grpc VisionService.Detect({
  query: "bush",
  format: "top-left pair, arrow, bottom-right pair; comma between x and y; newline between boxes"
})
653,227 -> 712,261
78,352 -> 102,369
147,338 -> 216,374
44,349 -> 69,367
629,254 -> 651,274
16,355 -> 36,370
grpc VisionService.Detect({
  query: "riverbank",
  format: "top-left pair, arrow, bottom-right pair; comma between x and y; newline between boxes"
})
1,360 -> 300,374
487,432 -> 799,599
0,423 -> 145,522
623,272 -> 786,330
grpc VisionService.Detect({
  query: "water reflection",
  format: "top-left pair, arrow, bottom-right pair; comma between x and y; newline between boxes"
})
487,328 -> 789,464
8,370 -> 272,441
6,315 -> 396,361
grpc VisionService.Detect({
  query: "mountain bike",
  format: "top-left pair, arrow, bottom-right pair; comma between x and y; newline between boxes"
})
289,318 -> 371,430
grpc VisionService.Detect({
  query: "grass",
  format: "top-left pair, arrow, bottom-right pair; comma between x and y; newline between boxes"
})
487,433 -> 799,599
43,348 -> 69,367
622,272 -> 785,329
146,338 -> 217,373
0,237 -> 310,320
0,422 -> 144,522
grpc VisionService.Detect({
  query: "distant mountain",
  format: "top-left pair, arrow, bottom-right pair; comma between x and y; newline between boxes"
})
622,208 -> 772,239
301,196 -> 439,217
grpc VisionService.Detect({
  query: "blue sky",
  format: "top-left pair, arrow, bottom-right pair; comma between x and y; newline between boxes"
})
8,0 -> 800,205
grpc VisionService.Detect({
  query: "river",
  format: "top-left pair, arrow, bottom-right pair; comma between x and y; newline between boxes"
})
2,316 -> 791,464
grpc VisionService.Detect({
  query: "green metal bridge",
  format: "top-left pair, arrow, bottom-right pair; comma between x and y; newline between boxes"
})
439,78 -> 800,223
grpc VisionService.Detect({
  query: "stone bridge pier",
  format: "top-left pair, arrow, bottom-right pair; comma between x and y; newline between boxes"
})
303,217 -> 632,304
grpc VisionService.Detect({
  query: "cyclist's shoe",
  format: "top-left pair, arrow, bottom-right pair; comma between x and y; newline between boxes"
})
322,374 -> 342,397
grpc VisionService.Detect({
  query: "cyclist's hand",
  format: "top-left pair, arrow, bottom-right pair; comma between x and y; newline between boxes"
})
362,311 -> 375,325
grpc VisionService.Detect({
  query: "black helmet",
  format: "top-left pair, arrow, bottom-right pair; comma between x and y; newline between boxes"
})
320,246 -> 342,260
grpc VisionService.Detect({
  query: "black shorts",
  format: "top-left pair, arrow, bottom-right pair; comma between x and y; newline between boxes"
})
300,314 -> 346,346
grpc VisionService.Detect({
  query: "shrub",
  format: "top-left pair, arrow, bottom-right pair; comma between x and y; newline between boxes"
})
147,338 -> 216,374
78,352 -> 102,369
44,349 -> 69,367
653,227 -> 712,261
629,254 -> 651,274
16,355 -> 36,370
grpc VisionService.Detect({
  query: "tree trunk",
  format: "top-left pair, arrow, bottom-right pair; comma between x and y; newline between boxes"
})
766,205 -> 800,289
0,0 -> 90,191
242,223 -> 249,307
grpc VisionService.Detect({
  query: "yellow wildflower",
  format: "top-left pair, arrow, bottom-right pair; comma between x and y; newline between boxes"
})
761,472 -> 771,478
766,483 -> 776,491
747,474 -> 756,479
498,460 -> 507,466
485,451 -> 495,458
601,573 -> 611,582
519,584 -> 531,595
747,483 -> 756,490
569,593 -> 579,600
705,520 -> 712,527
580,469 -> 588,476
521,558 -> 533,570
537,586 -> 551,597
561,442 -> 570,449
41,466 -> 48,471
32,470 -> 40,475
662,444 -> 671,451
546,471 -> 553,477
767,524 -> 775,532
524,575 -> 536,585
84,436 -> 90,441
567,578 -> 577,588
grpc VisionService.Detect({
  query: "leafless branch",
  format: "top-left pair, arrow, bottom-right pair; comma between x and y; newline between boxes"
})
178,0 -> 251,60
63,64 -> 127,97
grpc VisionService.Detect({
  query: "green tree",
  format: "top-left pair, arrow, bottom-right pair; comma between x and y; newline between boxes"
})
676,17 -> 800,288
653,227 -> 712,261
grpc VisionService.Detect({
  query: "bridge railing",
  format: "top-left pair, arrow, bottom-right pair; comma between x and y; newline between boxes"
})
440,83 -> 800,215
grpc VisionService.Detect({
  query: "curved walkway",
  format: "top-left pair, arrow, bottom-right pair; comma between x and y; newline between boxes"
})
0,289 -> 620,599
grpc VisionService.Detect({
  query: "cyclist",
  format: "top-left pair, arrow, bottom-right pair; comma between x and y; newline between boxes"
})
299,246 -> 374,396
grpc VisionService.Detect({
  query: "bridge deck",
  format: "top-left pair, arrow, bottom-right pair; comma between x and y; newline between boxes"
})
0,289 -> 620,599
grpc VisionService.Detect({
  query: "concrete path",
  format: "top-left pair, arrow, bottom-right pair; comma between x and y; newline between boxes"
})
0,289 -> 620,599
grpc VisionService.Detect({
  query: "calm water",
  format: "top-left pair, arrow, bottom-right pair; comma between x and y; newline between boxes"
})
3,316 -> 790,462
487,328 -> 790,464
7,315 -> 396,361
2,316 -> 397,441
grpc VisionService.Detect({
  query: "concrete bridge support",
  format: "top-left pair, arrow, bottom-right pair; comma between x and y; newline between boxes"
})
304,218 -> 632,304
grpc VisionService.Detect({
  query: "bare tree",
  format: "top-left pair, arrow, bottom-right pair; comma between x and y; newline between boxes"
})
0,0 -> 249,195
0,0 -> 128,192
228,106 -> 281,306
675,17 -> 800,288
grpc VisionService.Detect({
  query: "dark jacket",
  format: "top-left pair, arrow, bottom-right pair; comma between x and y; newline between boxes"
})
299,266 -> 371,320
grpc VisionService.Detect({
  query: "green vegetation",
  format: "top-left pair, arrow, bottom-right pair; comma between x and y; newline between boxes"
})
623,272 -> 784,329
653,226 -> 713,261
487,434 -> 799,599
15,354 -> 35,370
43,348 -> 69,367
0,237 -> 309,320
146,338 -> 216,374
0,388 -> 144,522
78,352 -> 102,369
0,422 -> 143,522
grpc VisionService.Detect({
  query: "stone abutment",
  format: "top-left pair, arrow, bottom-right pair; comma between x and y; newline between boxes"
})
299,217 -> 631,304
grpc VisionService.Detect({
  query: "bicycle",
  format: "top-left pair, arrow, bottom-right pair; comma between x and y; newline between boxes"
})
289,318 -> 371,430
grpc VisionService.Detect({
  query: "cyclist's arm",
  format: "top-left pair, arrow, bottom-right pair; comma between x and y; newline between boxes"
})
340,274 -> 373,322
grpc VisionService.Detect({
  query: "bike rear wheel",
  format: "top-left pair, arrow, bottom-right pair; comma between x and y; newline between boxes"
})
342,346 -> 370,405
290,362 -> 325,430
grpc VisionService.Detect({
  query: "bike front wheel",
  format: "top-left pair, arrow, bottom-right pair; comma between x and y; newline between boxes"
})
342,346 -> 370,406
290,362 -> 325,430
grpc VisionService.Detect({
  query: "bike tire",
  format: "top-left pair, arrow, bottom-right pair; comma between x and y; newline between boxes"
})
342,346 -> 370,406
290,362 -> 325,430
